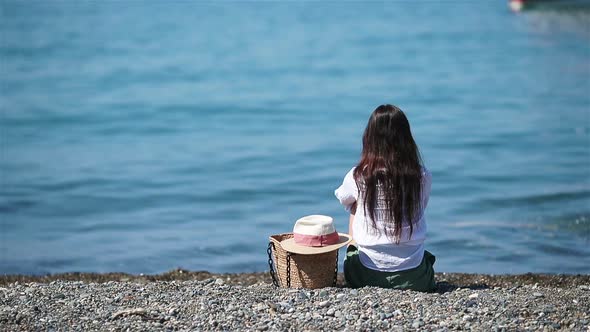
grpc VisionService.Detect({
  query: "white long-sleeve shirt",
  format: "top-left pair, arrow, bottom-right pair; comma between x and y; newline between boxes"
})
335,166 -> 432,272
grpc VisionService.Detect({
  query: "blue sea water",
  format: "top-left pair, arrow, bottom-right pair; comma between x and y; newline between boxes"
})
0,1 -> 589,275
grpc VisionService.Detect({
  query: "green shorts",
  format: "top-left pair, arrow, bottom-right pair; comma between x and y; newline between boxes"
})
344,245 -> 436,292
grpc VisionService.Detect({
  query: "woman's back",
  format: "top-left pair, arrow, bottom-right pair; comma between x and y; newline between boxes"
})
335,104 -> 436,291
336,166 -> 431,271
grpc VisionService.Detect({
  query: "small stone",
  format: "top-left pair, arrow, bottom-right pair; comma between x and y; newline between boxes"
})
255,303 -> 268,311
297,292 -> 308,301
533,292 -> 544,298
214,278 -> 224,285
468,293 -> 479,299
336,294 -> 346,301
334,310 -> 343,318
578,285 -> 590,291
350,289 -> 359,296
255,324 -> 268,331
319,290 -> 328,298
318,300 -> 330,308
326,308 -> 335,316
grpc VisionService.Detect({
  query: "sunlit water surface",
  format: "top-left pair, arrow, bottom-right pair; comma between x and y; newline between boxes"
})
1,2 -> 589,275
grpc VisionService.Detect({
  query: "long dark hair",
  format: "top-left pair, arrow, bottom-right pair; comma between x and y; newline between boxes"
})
353,104 -> 423,243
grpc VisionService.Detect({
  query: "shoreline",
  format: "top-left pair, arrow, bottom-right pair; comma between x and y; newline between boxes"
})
2,270 -> 589,331
1,269 -> 589,289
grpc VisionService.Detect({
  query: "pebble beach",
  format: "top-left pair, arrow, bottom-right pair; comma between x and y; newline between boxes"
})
1,271 -> 589,331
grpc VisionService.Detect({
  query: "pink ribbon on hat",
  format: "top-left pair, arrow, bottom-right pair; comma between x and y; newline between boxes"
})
293,231 -> 340,247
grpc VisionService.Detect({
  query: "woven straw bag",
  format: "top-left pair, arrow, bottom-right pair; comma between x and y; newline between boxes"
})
267,233 -> 338,289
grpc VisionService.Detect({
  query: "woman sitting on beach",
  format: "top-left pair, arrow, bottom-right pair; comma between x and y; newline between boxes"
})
335,104 -> 435,291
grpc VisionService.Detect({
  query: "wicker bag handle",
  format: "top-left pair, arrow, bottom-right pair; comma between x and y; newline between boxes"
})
267,241 -> 294,288
267,242 -> 279,287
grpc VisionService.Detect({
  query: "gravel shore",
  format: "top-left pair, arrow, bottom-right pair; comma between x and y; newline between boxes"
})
1,271 -> 589,331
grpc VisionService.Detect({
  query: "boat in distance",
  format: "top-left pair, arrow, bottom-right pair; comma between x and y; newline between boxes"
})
509,0 -> 590,11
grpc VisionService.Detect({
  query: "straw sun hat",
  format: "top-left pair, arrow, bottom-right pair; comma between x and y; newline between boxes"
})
280,215 -> 351,254
267,215 -> 351,289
